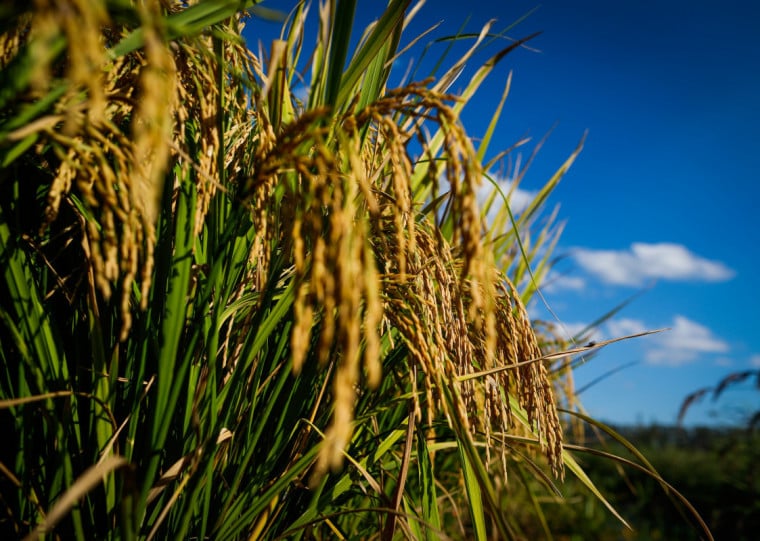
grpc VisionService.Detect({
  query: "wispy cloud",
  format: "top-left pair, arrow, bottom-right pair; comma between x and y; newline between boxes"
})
543,271 -> 586,293
545,315 -> 729,367
607,317 -> 649,338
599,315 -> 729,366
611,315 -> 730,366
749,354 -> 760,369
572,242 -> 735,286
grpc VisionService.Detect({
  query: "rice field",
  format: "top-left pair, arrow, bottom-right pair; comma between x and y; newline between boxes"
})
0,1 -> 712,539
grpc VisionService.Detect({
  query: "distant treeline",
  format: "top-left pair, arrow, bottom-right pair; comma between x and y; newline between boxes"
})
549,424 -> 760,540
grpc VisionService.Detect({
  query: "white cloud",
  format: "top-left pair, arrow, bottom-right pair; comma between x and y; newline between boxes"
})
478,174 -> 536,220
293,84 -> 310,104
572,242 -> 735,286
539,316 -> 729,368
645,315 -> 730,366
606,317 -> 648,338
525,319 -> 599,343
543,271 -> 586,293
749,354 -> 760,368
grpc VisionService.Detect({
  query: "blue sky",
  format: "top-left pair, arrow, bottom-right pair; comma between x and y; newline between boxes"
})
249,1 -> 760,426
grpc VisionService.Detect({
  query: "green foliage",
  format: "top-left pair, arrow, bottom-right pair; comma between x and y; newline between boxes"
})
548,426 -> 760,540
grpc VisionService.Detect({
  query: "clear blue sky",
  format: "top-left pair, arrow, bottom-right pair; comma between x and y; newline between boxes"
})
248,1 -> 760,426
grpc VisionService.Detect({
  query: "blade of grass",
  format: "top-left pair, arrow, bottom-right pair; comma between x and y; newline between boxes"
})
562,441 -> 714,541
458,441 -> 487,541
503,393 -> 632,530
111,1 -> 286,58
323,0 -> 357,108
22,456 -> 129,541
441,381 -> 516,540
335,0 -> 409,108
514,463 -> 554,541
416,430 -> 442,540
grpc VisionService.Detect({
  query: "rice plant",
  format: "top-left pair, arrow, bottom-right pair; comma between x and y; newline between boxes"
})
0,1 -> 712,539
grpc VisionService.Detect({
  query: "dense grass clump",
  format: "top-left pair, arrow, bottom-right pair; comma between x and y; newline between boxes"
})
0,1 -> 713,539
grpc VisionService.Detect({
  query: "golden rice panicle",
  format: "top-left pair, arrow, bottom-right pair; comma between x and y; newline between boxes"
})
183,42 -> 221,237
314,353 -> 358,479
238,92 -> 387,475
25,8 -> 57,94
361,238 -> 383,389
0,13 -> 27,70
239,60 -> 565,478
316,172 -> 364,476
24,0 -> 109,121
376,113 -> 415,278
131,1 -> 177,231
275,109 -> 403,475
7,0 -> 186,339
128,1 -> 178,320
353,87 -> 448,279
432,95 -> 564,476
536,320 -> 582,441
337,125 -> 384,388
350,83 -> 565,477
65,0 -> 110,126
440,103 -> 496,345
502,280 -> 564,476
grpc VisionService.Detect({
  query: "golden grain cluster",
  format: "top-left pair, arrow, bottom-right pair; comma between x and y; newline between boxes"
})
3,0 -> 562,480
242,81 -> 563,476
